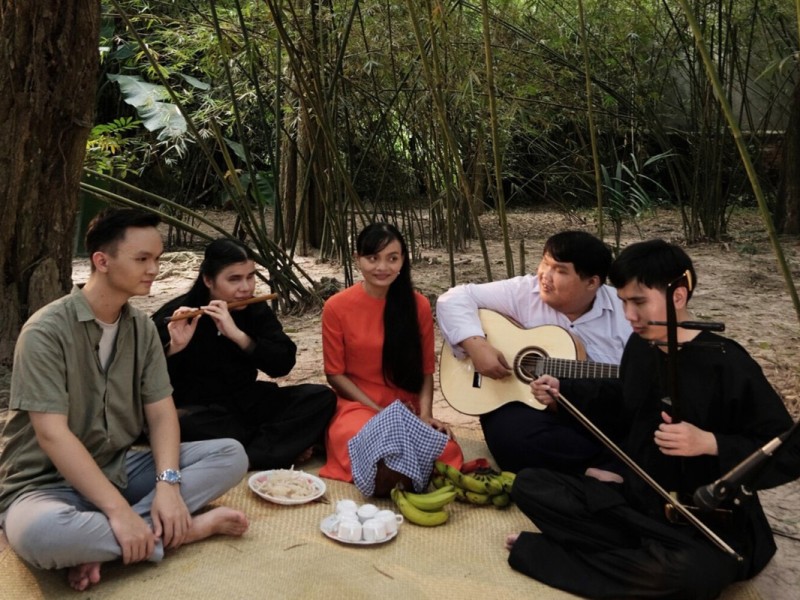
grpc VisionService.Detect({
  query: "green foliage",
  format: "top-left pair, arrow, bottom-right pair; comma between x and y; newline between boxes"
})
85,117 -> 144,176
601,151 -> 673,254
107,74 -> 187,143
91,0 -> 799,274
239,170 -> 275,207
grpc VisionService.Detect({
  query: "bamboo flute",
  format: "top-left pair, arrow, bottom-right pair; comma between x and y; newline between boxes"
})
163,293 -> 278,322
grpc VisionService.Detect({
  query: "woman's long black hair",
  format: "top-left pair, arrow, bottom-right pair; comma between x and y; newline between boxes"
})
183,238 -> 256,306
357,223 -> 424,394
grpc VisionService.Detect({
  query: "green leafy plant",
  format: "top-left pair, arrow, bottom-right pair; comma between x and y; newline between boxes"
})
107,73 -> 188,145
601,152 -> 673,254
85,116 -> 143,176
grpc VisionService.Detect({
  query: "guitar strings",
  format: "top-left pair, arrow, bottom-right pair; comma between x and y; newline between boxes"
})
517,355 -> 619,379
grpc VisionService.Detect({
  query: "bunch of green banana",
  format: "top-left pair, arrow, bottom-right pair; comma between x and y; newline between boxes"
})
390,485 -> 454,526
430,474 -> 449,490
434,461 -> 516,509
491,491 -> 512,507
404,484 -> 457,511
498,471 -> 516,493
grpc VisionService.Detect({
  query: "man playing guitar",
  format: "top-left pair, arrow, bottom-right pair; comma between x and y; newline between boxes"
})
437,231 -> 631,478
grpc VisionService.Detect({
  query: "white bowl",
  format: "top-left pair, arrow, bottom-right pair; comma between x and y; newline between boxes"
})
248,469 -> 326,505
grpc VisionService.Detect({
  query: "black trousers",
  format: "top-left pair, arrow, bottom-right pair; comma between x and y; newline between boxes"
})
480,402 -> 608,474
508,468 -> 742,600
178,382 -> 336,470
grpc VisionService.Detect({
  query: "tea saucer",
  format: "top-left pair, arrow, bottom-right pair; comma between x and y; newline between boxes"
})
320,514 -> 397,545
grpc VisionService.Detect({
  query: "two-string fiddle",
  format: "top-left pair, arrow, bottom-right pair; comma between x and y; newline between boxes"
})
648,270 -> 724,422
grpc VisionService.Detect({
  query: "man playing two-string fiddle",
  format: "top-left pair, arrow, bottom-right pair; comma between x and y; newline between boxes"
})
508,240 -> 800,599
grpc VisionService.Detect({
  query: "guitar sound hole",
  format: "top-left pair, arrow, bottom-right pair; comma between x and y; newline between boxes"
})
515,349 -> 545,383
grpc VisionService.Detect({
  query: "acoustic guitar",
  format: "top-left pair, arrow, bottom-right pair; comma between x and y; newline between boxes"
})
439,309 -> 619,415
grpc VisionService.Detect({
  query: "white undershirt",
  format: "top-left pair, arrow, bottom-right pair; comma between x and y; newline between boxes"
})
95,317 -> 120,371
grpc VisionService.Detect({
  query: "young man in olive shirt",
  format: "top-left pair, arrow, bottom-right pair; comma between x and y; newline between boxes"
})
0,209 -> 249,591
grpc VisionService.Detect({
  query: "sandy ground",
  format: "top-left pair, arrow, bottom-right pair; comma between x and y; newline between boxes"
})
1,207 -> 799,596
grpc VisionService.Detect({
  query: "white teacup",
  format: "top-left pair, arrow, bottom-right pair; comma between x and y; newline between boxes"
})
374,509 -> 403,534
333,512 -> 359,526
337,519 -> 362,542
361,518 -> 387,542
336,508 -> 359,523
356,503 -> 379,522
336,499 -> 358,515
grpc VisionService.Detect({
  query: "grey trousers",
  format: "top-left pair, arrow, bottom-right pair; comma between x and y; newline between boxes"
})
2,438 -> 247,570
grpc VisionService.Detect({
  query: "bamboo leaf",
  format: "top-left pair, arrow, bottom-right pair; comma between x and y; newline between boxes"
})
175,72 -> 211,90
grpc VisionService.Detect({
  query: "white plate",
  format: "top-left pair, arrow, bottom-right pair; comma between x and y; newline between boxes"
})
320,514 -> 398,546
248,470 -> 326,505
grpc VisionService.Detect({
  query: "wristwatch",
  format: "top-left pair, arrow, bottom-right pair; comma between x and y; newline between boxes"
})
156,468 -> 182,485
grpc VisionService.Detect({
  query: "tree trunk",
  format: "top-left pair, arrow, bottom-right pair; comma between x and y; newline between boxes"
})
775,78 -> 800,234
0,1 -> 100,365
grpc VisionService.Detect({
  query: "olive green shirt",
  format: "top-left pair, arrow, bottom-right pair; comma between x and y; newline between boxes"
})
0,287 -> 173,513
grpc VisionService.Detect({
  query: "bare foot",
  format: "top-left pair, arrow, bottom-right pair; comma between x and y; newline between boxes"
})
585,467 -> 624,484
183,507 -> 249,545
505,533 -> 520,551
67,562 -> 102,591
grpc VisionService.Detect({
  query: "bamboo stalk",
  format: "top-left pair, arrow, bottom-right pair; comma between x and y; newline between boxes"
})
674,0 -> 800,326
480,0 -> 514,277
577,0 -> 604,241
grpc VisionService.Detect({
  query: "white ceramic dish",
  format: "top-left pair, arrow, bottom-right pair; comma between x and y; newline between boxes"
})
248,470 -> 326,505
320,514 -> 398,545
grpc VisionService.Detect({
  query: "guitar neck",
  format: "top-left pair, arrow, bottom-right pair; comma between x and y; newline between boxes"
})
534,357 -> 619,379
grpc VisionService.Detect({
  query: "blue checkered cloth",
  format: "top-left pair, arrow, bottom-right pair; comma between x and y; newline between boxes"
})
348,400 -> 448,496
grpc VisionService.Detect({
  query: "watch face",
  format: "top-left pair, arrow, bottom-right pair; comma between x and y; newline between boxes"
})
159,469 -> 181,484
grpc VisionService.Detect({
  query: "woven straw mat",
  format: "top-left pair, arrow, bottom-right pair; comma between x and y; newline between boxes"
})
0,430 -> 761,599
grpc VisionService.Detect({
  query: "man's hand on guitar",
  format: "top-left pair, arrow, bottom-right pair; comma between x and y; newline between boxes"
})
460,336 -> 511,379
531,375 -> 560,411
